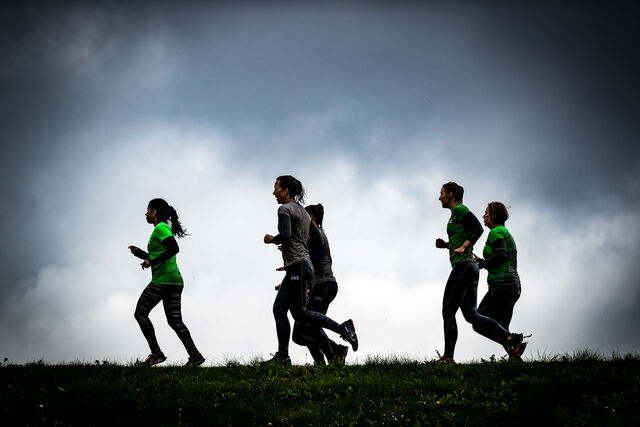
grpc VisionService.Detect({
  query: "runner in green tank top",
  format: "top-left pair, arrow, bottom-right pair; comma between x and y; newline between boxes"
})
473,201 -> 527,358
128,198 -> 204,367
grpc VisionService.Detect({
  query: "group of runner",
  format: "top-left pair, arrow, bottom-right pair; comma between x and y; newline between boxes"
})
128,177 -> 525,367
436,182 -> 526,363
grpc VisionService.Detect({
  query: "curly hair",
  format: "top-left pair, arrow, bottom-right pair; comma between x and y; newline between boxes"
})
486,201 -> 509,226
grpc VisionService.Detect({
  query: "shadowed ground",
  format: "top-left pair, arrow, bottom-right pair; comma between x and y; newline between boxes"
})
1,353 -> 638,426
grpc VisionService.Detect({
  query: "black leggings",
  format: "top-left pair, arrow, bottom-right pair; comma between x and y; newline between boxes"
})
474,285 -> 520,333
292,281 -> 341,362
134,283 -> 200,357
442,262 -> 510,358
272,261 -> 343,355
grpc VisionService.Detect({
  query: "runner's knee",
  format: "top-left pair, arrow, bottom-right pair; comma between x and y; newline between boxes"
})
134,308 -> 148,322
292,329 -> 305,346
273,303 -> 287,319
461,306 -> 479,323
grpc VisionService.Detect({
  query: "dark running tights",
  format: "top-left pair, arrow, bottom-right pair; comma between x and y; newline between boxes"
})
292,281 -> 341,362
134,283 -> 200,357
273,261 -> 343,356
442,262 -> 510,358
474,286 -> 520,334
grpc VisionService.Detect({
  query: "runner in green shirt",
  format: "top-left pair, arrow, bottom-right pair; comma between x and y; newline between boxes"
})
129,198 -> 204,367
435,182 -> 525,362
474,201 -> 527,358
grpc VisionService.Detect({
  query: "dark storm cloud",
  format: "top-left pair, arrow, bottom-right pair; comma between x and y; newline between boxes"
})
4,2 -> 637,167
1,0 -> 637,225
587,263 -> 640,350
474,2 -> 640,211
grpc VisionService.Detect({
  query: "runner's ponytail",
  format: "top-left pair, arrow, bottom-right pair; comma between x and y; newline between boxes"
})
167,205 -> 188,238
148,198 -> 188,238
305,203 -> 325,226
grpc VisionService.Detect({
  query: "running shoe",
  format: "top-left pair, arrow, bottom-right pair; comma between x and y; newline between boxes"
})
509,341 -> 528,361
261,352 -> 292,366
185,353 -> 205,367
333,344 -> 349,364
435,350 -> 455,364
505,333 -> 525,359
144,352 -> 167,366
339,319 -> 359,352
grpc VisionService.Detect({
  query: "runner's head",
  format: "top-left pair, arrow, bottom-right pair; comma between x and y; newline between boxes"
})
147,198 -> 188,238
483,201 -> 509,228
274,175 -> 306,204
440,182 -> 463,208
305,204 -> 325,226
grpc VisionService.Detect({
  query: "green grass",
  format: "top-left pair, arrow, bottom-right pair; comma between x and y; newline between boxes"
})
1,353 -> 639,426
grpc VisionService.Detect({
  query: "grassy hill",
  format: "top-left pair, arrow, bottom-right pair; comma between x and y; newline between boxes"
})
1,353 -> 638,426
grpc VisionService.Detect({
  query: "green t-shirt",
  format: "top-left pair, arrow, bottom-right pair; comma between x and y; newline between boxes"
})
447,204 -> 475,265
482,225 -> 518,283
147,222 -> 184,286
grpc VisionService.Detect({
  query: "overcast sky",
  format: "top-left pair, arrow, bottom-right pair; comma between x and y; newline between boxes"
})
1,1 -> 639,364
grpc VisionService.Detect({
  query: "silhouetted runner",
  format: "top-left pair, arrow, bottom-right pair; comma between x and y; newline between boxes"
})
292,203 -> 350,364
263,176 -> 358,365
474,201 -> 527,359
129,198 -> 204,367
435,182 -> 525,363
